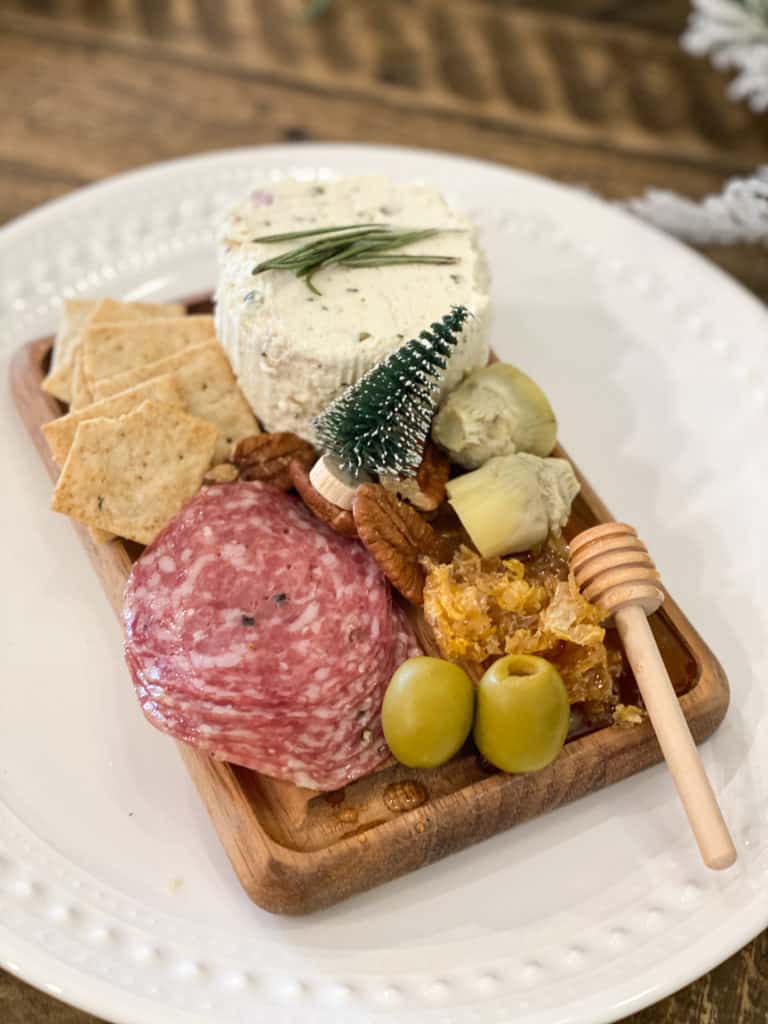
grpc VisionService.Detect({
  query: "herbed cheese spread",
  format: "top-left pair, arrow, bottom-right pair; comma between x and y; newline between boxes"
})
215,177 -> 491,440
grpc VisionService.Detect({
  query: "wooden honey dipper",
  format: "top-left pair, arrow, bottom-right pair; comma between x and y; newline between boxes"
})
569,522 -> 736,870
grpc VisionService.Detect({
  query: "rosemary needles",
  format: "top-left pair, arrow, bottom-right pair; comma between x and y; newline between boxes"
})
251,224 -> 460,294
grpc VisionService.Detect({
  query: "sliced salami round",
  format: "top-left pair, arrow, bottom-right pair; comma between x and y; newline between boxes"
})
123,482 -> 420,790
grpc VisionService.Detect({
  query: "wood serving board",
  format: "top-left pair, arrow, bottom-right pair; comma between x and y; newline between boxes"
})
11,316 -> 730,915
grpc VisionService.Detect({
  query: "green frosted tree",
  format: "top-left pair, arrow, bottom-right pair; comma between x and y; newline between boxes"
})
314,305 -> 470,478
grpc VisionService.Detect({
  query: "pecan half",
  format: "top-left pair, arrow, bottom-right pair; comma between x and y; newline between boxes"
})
232,432 -> 317,491
380,441 -> 451,512
290,460 -> 358,537
353,484 -> 443,604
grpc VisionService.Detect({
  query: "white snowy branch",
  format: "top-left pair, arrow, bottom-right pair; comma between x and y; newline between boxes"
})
682,0 -> 768,112
623,166 -> 768,246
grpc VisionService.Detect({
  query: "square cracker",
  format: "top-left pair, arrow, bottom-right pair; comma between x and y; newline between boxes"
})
69,348 -> 93,412
91,344 -> 213,400
51,400 -> 219,546
82,316 -> 216,383
91,298 -> 185,321
45,299 -> 99,378
42,298 -> 185,403
42,374 -> 184,466
92,343 -> 259,462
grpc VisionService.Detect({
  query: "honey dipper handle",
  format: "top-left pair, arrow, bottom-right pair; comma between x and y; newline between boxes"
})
614,605 -> 736,870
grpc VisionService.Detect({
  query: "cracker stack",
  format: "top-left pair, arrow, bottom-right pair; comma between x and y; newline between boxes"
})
43,298 -> 260,546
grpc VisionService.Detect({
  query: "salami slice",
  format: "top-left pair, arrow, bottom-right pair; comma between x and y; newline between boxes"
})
123,482 -> 420,790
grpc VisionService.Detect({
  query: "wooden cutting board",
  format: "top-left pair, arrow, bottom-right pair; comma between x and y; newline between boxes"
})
10,311 -> 730,915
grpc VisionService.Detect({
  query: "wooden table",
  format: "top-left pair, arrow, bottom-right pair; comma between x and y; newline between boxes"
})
0,1 -> 765,1021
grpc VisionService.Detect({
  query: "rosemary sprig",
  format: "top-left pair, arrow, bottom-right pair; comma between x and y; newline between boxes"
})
251,223 -> 381,244
251,224 -> 461,295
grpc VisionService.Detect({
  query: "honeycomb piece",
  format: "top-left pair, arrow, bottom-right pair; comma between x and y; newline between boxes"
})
423,538 -> 620,706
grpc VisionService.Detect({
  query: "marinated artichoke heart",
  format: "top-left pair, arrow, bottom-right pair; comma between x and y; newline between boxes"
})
445,452 -> 580,558
432,362 -> 557,469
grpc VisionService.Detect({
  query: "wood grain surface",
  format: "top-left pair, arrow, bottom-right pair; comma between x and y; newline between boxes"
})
1,0 -> 765,1019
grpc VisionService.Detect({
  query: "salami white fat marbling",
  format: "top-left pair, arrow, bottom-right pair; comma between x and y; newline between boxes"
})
123,482 -> 420,790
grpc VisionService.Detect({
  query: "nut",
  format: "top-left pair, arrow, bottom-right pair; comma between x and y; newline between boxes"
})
202,462 -> 240,485
353,484 -> 443,604
380,442 -> 450,512
290,460 -> 358,537
232,433 -> 317,491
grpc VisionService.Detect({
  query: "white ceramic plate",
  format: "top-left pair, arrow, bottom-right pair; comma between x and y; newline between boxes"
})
1,145 -> 767,1024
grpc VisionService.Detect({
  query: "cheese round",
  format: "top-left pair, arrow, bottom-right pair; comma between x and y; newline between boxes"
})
215,177 -> 491,440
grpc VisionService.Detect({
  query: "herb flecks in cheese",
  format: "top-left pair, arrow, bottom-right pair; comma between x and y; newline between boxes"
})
215,177 -> 490,441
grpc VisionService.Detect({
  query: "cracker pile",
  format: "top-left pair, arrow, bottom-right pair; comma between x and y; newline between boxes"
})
43,298 -> 259,546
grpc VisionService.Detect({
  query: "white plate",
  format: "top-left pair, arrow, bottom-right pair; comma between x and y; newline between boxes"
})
1,145 -> 767,1024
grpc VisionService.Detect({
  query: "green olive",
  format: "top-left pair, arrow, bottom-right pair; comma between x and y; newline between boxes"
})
382,657 -> 475,768
474,654 -> 569,773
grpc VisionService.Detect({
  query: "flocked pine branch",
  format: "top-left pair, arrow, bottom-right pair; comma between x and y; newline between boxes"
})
314,306 -> 470,478
682,0 -> 768,112
624,165 -> 768,246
